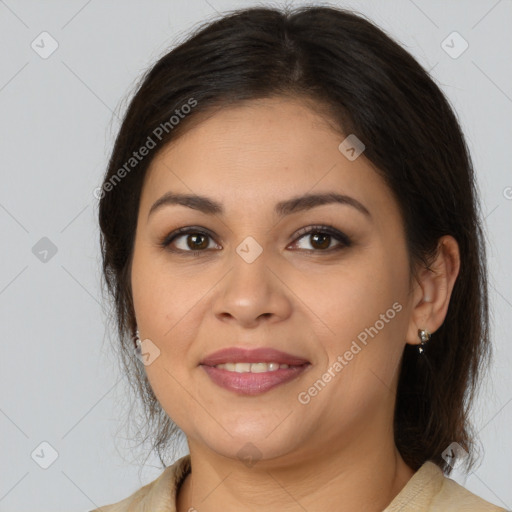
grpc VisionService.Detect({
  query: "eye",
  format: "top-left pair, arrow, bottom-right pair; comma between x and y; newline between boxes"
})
160,226 -> 220,254
160,224 -> 351,255
289,225 -> 351,252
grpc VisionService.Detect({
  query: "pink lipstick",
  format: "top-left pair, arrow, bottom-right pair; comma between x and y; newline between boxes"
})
200,347 -> 311,396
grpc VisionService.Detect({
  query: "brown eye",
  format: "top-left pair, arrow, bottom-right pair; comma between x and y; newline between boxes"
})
184,233 -> 210,251
160,224 -> 351,256
309,232 -> 332,250
160,227 -> 220,254
291,225 -> 351,252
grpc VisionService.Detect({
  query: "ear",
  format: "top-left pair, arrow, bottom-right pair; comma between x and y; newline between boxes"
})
405,235 -> 461,346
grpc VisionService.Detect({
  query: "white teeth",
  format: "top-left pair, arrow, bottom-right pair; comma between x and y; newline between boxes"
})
214,362 -> 291,372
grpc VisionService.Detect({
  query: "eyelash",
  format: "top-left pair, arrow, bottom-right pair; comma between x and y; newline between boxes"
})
159,224 -> 352,256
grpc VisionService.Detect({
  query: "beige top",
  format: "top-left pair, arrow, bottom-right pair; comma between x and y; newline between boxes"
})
90,455 -> 508,511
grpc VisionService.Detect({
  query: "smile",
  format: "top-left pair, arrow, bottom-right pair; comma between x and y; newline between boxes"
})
213,362 -> 293,372
201,363 -> 311,395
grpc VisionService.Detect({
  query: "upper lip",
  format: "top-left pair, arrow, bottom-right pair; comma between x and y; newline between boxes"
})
200,347 -> 310,366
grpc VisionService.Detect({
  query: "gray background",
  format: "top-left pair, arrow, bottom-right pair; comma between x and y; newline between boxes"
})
0,0 -> 511,510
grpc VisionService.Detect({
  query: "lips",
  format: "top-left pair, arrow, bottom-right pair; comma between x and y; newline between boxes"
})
199,347 -> 310,367
199,347 -> 311,396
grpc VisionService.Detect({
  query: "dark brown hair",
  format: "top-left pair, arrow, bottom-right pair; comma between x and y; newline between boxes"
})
98,5 -> 490,473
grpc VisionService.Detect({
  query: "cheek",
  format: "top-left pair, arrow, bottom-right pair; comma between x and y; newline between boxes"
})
312,254 -> 408,389
143,361 -> 202,436
133,263 -> 205,429
306,258 -> 400,339
132,246 -> 198,336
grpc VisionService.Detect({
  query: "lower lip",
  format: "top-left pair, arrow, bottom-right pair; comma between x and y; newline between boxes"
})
201,364 -> 310,396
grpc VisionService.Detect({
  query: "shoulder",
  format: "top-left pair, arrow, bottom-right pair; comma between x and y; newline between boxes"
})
385,461 -> 508,511
89,454 -> 191,512
432,465 -> 508,512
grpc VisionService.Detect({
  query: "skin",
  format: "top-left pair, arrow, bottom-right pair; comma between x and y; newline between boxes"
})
130,96 -> 460,512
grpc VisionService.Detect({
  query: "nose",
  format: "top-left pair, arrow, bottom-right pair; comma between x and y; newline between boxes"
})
212,248 -> 293,328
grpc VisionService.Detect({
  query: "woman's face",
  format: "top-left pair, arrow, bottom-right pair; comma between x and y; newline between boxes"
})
130,97 -> 422,465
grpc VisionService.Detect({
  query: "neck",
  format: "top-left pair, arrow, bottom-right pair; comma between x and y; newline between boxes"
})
176,430 -> 414,512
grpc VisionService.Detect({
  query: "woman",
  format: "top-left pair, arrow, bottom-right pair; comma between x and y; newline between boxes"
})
92,5 -> 507,511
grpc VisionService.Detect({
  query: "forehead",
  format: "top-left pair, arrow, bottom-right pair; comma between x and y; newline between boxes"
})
141,97 -> 394,221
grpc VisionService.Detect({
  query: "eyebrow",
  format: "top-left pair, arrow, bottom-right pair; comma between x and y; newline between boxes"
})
147,191 -> 371,222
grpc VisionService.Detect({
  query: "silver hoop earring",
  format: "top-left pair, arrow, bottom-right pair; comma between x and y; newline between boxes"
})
418,328 -> 431,354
